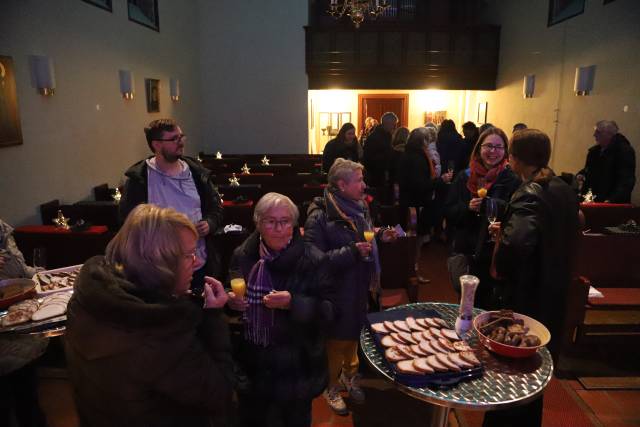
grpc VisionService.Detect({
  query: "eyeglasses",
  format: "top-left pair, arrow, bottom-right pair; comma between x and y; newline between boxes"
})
156,134 -> 186,143
481,144 -> 505,152
182,251 -> 197,263
260,218 -> 293,230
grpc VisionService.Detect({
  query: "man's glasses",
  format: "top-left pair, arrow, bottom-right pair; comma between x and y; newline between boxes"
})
260,218 -> 293,230
481,144 -> 505,152
157,134 -> 186,143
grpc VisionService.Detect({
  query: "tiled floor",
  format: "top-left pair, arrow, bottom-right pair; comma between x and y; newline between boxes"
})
28,241 -> 640,426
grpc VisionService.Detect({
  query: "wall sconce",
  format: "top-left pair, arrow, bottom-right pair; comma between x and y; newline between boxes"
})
32,55 -> 56,96
574,65 -> 596,96
523,74 -> 535,98
119,70 -> 134,100
170,78 -> 180,101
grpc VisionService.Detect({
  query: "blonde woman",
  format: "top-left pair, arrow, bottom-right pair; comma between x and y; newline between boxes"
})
65,204 -> 233,427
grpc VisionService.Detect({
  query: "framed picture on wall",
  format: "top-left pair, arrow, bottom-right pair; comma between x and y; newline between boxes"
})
145,78 -> 160,113
477,102 -> 487,125
424,111 -> 447,126
0,56 -> 23,148
81,0 -> 112,12
319,112 -> 351,136
548,0 -> 585,27
128,0 -> 159,32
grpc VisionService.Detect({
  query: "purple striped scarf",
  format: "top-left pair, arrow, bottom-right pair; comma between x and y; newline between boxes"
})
245,238 -> 278,346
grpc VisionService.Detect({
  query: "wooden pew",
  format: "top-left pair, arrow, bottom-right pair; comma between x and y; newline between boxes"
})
580,203 -> 640,231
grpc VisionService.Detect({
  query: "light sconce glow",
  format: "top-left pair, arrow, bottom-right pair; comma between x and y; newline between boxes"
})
574,65 -> 596,96
418,90 -> 449,112
170,78 -> 180,102
523,74 -> 535,98
311,89 -> 352,112
32,55 -> 56,96
119,70 -> 134,100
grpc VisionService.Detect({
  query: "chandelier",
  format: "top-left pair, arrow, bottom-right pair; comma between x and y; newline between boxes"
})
328,0 -> 390,29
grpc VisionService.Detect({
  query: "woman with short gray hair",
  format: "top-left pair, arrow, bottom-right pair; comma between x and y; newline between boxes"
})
305,159 -> 397,415
227,192 -> 332,426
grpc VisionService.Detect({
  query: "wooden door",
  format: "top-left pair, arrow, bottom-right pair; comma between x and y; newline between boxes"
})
358,94 -> 409,134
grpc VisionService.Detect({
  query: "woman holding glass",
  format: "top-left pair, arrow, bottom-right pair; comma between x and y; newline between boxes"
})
305,158 -> 396,415
65,204 -> 234,427
226,193 -> 333,427
444,127 -> 520,309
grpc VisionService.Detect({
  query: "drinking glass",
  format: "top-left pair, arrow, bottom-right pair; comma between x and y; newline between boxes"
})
485,198 -> 499,241
33,247 -> 47,270
230,278 -> 247,299
362,231 -> 375,262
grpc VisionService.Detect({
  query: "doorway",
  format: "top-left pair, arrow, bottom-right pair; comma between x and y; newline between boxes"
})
358,94 -> 409,135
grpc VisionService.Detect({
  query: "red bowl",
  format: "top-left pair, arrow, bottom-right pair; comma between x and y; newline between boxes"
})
0,279 -> 37,309
473,311 -> 551,358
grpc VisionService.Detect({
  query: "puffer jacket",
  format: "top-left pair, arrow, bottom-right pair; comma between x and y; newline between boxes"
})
64,256 -> 234,427
229,229 -> 331,402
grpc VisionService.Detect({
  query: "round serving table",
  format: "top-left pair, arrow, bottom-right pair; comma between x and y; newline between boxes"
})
360,302 -> 554,427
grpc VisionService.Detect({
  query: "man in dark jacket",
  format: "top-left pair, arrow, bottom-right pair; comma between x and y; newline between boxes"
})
577,120 -> 636,203
119,119 -> 224,287
362,112 -> 397,187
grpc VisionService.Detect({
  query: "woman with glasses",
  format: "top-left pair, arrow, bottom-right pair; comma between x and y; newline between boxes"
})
226,192 -> 333,427
304,158 -> 397,415
65,204 -> 234,427
444,127 -> 520,309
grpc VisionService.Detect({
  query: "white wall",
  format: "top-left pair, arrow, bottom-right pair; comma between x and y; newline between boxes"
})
482,0 -> 640,202
197,0 -> 308,155
0,0 -> 202,226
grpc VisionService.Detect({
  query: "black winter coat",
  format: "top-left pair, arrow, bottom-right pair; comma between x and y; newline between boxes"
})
322,138 -> 361,172
304,197 -> 375,340
119,156 -> 224,277
398,149 -> 438,208
228,230 -> 330,402
65,256 -> 234,427
362,125 -> 392,187
445,167 -> 521,256
579,134 -> 636,203
436,131 -> 466,173
495,176 -> 579,358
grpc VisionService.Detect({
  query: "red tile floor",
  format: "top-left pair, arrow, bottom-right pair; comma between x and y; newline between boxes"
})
31,241 -> 640,426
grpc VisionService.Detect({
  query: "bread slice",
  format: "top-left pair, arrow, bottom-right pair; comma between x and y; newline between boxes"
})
371,322 -> 389,334
426,355 -> 449,372
396,345 -> 419,359
430,339 -> 448,354
424,317 -> 440,328
441,328 -> 460,341
32,303 -> 66,322
453,341 -> 472,352
459,351 -> 481,367
436,353 -> 461,371
397,359 -> 423,375
413,357 -> 435,374
411,344 -> 429,356
432,317 -> 448,328
391,332 -> 410,345
398,332 -> 418,345
2,309 -> 32,327
430,327 -> 443,338
406,316 -> 426,331
418,340 -> 438,355
384,320 -> 400,333
412,331 -> 426,342
385,347 -> 407,362
421,330 -> 434,340
416,318 -> 430,329
381,335 -> 401,348
438,338 -> 455,352
393,320 -> 411,332
449,352 -> 474,369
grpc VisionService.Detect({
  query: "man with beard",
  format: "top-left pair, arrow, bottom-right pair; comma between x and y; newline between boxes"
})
119,119 -> 223,292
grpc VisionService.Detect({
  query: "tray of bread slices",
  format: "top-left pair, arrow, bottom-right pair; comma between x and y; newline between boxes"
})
367,308 -> 483,387
0,291 -> 72,334
33,265 -> 82,296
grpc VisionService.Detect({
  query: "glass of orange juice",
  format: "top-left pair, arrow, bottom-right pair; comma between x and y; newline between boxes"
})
362,230 -> 375,262
230,278 -> 246,299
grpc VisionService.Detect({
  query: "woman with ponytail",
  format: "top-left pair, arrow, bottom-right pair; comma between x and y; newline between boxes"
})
485,129 -> 579,427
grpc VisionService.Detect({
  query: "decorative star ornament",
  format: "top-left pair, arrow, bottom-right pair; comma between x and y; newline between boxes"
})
229,173 -> 240,187
112,187 -> 122,204
583,188 -> 595,203
261,155 -> 270,166
53,210 -> 70,230
215,151 -> 222,160
241,163 -> 251,175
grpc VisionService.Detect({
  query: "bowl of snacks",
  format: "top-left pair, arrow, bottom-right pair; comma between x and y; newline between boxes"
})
473,309 -> 550,358
0,279 -> 37,309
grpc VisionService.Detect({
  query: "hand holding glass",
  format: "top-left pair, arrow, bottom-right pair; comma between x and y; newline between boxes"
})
230,278 -> 246,299
361,231 -> 375,262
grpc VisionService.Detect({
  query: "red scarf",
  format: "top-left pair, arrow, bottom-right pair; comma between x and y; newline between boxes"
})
466,158 -> 507,197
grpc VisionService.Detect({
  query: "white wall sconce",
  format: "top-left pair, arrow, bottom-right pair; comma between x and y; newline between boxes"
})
119,70 -> 135,100
32,55 -> 56,96
523,74 -> 535,98
574,65 -> 596,96
170,78 -> 180,101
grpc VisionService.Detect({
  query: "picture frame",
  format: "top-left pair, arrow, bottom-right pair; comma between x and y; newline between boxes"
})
145,78 -> 160,113
0,56 -> 24,148
424,111 -> 447,126
548,0 -> 585,27
128,0 -> 159,32
81,0 -> 112,12
477,102 -> 487,125
319,112 -> 351,137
